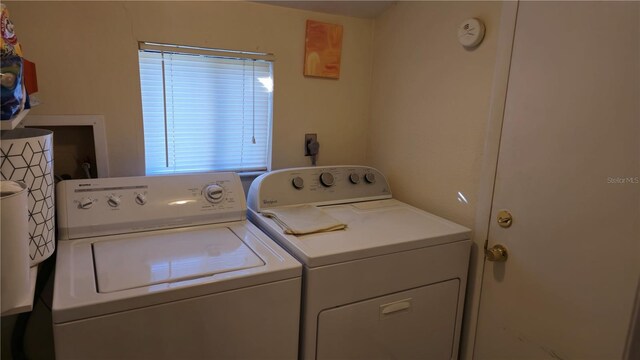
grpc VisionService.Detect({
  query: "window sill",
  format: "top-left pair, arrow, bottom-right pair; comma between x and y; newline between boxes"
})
238,170 -> 267,195
238,170 -> 267,179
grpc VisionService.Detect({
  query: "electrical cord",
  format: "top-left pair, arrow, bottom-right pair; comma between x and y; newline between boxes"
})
81,162 -> 92,179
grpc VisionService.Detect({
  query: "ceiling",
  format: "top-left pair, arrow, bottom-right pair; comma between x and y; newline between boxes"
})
259,1 -> 395,19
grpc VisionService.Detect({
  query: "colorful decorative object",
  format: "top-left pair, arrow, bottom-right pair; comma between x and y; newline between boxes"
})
1,3 -> 23,58
1,3 -> 28,121
304,20 -> 343,79
0,56 -> 23,120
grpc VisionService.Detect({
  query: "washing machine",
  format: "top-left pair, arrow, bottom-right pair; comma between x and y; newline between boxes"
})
247,166 -> 471,360
53,172 -> 302,360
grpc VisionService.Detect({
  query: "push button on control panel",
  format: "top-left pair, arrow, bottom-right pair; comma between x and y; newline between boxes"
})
349,173 -> 361,184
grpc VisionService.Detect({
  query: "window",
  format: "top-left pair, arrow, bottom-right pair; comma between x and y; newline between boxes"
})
138,42 -> 273,175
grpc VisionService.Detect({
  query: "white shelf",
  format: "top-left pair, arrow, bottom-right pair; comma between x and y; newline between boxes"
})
1,109 -> 31,130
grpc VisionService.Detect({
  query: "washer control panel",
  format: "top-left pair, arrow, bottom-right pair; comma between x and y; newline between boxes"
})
57,172 -> 245,240
248,166 -> 392,211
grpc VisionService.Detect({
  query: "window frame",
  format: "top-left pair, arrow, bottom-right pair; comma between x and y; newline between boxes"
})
138,41 -> 275,175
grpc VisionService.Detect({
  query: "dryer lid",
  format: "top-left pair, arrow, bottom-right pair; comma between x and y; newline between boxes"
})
93,227 -> 264,293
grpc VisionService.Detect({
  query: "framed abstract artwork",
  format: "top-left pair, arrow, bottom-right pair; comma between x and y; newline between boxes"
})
304,20 -> 343,79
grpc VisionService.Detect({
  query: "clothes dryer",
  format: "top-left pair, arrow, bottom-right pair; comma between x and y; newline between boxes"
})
248,166 -> 471,360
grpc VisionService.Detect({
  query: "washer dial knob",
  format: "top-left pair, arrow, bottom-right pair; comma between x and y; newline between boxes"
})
204,184 -> 225,203
349,173 -> 361,184
79,197 -> 94,209
107,195 -> 121,208
292,176 -> 304,190
135,193 -> 147,205
364,173 -> 376,184
319,172 -> 335,187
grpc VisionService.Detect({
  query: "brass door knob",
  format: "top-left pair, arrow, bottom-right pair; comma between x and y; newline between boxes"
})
497,210 -> 513,228
485,244 -> 508,262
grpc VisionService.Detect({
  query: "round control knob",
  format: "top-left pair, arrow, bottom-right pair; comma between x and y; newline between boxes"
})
349,173 -> 361,184
107,195 -> 121,208
292,176 -> 304,190
364,173 -> 376,184
135,193 -> 147,205
204,184 -> 225,203
319,172 -> 335,187
79,197 -> 94,209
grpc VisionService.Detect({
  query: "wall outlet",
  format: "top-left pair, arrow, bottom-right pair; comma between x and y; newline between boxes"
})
305,133 -> 318,156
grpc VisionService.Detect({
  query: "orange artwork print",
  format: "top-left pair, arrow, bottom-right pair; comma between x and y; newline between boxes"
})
304,20 -> 343,79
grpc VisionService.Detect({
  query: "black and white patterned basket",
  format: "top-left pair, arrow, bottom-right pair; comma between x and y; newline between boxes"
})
1,128 -> 55,266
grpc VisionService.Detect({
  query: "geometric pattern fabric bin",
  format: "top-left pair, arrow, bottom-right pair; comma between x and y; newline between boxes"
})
1,128 -> 55,265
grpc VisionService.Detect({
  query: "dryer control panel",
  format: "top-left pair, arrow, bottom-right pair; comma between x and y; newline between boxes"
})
57,172 -> 246,240
247,166 -> 392,211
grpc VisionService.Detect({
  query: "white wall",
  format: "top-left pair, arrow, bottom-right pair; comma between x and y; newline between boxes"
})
368,3 -> 503,358
5,1 -> 637,359
3,2 -> 374,358
7,1 -> 374,176
369,1 -> 502,229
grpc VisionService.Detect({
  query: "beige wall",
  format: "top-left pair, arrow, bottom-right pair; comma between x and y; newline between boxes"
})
369,6 -> 503,357
7,1 -> 374,176
5,1 -> 504,358
369,1 -> 502,229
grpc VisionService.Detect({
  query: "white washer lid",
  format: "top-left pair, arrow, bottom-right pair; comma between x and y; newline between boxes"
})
93,227 -> 265,293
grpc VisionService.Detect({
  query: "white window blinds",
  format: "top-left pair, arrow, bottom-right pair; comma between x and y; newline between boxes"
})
138,42 -> 273,175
